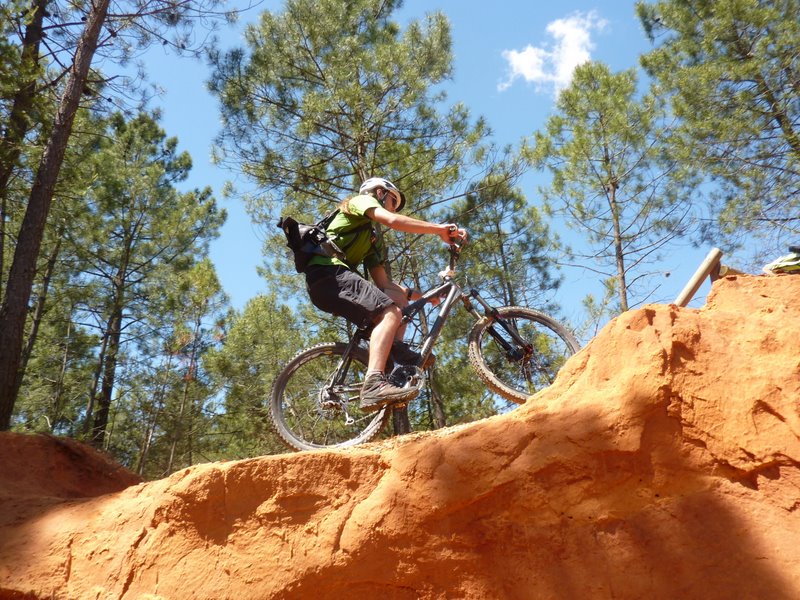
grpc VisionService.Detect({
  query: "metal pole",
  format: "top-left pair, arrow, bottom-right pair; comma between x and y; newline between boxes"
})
674,248 -> 723,307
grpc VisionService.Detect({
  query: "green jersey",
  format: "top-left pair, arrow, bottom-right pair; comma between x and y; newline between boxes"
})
307,195 -> 385,270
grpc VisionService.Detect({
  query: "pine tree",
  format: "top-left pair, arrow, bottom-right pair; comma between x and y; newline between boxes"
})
204,294 -> 304,458
637,0 -> 800,250
0,0 -> 231,429
528,62 -> 697,315
67,112 -> 224,447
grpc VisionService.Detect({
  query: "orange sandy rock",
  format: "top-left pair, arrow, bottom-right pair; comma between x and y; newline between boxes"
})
1,274 -> 798,599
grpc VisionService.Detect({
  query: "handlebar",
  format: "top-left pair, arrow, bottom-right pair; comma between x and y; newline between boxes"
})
447,225 -> 466,248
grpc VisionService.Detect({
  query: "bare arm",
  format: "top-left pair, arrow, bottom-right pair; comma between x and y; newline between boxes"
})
365,206 -> 464,244
369,264 -> 392,290
365,201 -> 464,307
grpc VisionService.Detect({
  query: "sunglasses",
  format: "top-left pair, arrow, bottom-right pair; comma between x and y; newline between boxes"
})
381,189 -> 400,209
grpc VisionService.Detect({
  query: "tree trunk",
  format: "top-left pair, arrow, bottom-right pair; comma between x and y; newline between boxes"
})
91,305 -> 122,447
609,183 -> 629,312
602,139 -> 628,313
0,0 -> 111,430
15,236 -> 63,402
84,329 -> 109,434
392,407 -> 411,436
494,220 -> 516,307
136,355 -> 174,476
88,219 -> 134,444
167,319 -> 202,473
0,0 -> 48,302
51,318 -> 73,432
427,370 -> 446,429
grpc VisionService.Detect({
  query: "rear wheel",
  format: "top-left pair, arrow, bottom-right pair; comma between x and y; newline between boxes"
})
269,343 -> 391,451
468,307 -> 579,404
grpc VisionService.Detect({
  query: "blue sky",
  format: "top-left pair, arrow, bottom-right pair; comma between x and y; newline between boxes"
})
143,1 -> 714,331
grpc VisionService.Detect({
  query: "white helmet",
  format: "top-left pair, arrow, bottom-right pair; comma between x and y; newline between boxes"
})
763,250 -> 800,274
359,177 -> 406,211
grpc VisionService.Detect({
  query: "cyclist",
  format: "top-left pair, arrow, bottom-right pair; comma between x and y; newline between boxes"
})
304,177 -> 466,412
763,245 -> 800,275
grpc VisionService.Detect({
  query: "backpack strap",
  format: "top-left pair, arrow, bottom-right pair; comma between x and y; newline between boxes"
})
334,222 -> 373,252
320,208 -> 373,255
299,207 -> 375,269
315,208 -> 340,229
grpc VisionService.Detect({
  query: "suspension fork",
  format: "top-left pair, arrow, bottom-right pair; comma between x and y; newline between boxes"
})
467,290 -> 532,357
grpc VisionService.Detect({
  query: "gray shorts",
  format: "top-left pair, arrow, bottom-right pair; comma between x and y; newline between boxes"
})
305,264 -> 394,328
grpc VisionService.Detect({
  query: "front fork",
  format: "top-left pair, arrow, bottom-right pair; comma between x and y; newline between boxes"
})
464,290 -> 532,361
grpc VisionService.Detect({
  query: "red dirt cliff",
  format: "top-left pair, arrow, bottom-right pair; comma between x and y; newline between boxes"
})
1,274 -> 798,599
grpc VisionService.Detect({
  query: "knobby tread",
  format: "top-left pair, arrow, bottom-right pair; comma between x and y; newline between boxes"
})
467,306 -> 580,403
268,342 -> 390,451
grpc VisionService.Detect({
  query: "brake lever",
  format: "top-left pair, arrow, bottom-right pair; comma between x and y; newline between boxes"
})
447,225 -> 466,249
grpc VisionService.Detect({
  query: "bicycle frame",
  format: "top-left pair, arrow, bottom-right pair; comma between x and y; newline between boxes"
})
335,243 -> 534,381
408,280 -> 537,369
269,239 -> 581,451
404,279 -> 468,368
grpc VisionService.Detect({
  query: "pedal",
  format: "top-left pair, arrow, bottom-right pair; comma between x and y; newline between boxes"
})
389,364 -> 424,385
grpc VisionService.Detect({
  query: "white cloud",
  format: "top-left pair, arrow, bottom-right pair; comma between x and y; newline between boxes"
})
498,11 -> 608,93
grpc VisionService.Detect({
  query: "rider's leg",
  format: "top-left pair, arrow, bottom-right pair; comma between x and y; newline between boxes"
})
367,303 -> 403,372
378,285 -> 429,367
360,302 -> 418,411
379,286 -> 408,342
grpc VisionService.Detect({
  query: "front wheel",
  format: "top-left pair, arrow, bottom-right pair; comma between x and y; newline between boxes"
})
468,307 -> 580,404
269,343 -> 391,451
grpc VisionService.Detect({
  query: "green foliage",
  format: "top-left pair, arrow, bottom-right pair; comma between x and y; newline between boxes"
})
208,0 -> 565,438
204,294 -> 304,457
450,175 -> 562,311
527,61 -> 697,315
107,259 -> 231,478
73,111 -> 225,443
579,278 -> 620,340
11,111 -> 228,468
12,109 -> 109,435
637,0 -> 800,249
13,309 -> 97,435
0,0 -> 47,117
72,110 -> 225,303
0,0 -> 57,305
209,0 -> 488,218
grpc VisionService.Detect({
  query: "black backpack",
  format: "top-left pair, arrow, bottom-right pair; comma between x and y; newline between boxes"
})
277,210 -> 371,273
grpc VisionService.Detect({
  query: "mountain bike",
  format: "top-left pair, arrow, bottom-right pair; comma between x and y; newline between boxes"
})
269,239 -> 580,452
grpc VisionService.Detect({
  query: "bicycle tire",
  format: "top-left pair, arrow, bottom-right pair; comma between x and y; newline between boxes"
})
269,342 -> 391,451
468,306 -> 580,404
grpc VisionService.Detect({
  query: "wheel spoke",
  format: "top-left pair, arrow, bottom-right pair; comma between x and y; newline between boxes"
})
469,307 -> 579,404
269,344 -> 391,451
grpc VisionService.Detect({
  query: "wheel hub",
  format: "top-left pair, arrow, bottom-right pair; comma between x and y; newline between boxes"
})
317,386 -> 342,416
